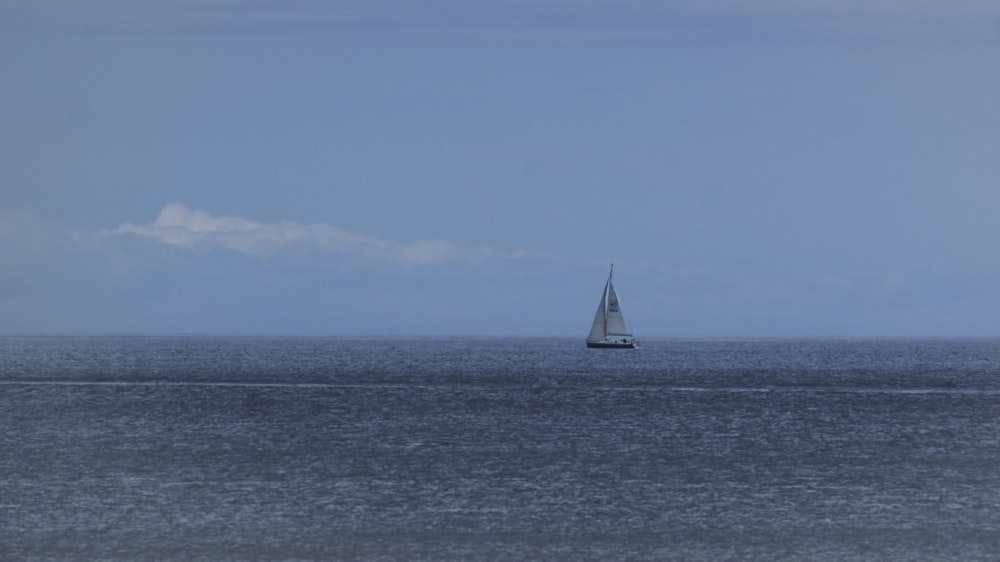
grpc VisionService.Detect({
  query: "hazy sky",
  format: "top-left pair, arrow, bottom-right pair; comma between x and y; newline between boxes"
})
2,0 -> 999,336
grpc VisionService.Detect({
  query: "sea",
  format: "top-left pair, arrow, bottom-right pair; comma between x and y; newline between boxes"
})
2,336 -> 1000,561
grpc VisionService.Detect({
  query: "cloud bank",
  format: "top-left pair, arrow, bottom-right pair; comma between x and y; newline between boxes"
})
109,203 -> 487,266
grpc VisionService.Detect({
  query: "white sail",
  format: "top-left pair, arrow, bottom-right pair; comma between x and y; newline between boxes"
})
587,281 -> 608,342
605,281 -> 631,336
585,264 -> 637,348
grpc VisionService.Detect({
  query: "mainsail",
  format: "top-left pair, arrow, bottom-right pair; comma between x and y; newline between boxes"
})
605,280 -> 629,336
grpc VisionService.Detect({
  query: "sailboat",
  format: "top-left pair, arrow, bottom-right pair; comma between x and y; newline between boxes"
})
586,264 -> 638,349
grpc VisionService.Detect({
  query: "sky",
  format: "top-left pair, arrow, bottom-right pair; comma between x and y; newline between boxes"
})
2,0 -> 1000,337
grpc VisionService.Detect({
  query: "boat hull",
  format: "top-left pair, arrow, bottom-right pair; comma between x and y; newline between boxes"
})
586,340 -> 638,349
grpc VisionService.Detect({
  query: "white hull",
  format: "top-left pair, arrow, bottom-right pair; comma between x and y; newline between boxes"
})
586,340 -> 638,349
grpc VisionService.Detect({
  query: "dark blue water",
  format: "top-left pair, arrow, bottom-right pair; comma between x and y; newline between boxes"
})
3,336 -> 1000,560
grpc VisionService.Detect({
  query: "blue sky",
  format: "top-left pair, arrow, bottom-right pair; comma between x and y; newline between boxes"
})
2,0 -> 999,336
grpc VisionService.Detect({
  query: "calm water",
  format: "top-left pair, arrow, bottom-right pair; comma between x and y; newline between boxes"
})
2,336 -> 1000,560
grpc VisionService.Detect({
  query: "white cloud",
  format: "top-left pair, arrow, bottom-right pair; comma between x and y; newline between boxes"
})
107,203 -> 507,266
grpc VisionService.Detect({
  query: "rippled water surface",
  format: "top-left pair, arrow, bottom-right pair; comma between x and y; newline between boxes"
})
3,336 -> 1000,560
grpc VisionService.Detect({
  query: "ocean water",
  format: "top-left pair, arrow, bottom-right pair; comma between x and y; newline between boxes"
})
2,336 -> 1000,561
